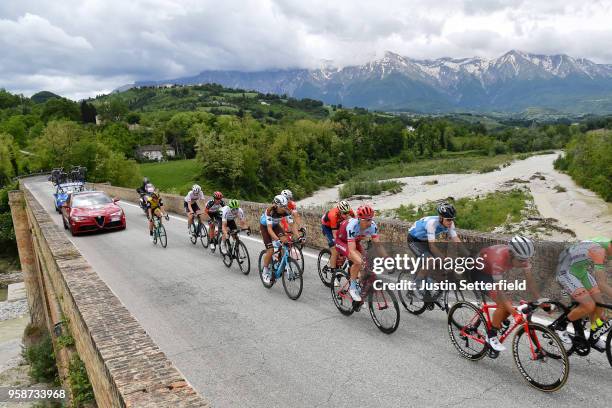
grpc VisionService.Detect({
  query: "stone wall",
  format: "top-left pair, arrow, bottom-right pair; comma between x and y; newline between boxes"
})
20,185 -> 210,407
91,183 -> 567,300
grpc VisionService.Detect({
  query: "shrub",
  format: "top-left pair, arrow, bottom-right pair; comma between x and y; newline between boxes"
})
23,332 -> 59,384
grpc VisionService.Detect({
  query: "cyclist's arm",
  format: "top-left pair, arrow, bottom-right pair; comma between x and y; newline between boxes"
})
371,235 -> 388,258
291,209 -> 302,228
589,247 -> 612,298
522,266 -> 541,300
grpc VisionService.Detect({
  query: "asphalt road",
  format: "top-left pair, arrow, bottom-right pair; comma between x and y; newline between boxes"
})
25,177 -> 611,408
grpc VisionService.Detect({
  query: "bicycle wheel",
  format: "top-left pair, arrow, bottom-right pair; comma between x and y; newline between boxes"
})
331,270 -> 354,316
443,288 -> 465,313
222,240 -> 233,267
158,224 -> 167,248
606,327 -> 612,368
189,223 -> 197,245
512,322 -> 569,392
368,288 -> 400,334
447,301 -> 488,361
199,223 -> 209,248
258,250 -> 274,289
397,271 -> 427,315
236,241 -> 251,275
152,231 -> 158,245
282,258 -> 303,300
290,246 -> 304,275
317,249 -> 333,287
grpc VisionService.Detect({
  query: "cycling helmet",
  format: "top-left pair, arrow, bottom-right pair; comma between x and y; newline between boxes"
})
356,205 -> 374,220
228,199 -> 239,209
337,200 -> 351,214
273,194 -> 288,207
151,190 -> 160,199
509,235 -> 535,260
281,189 -> 293,200
213,191 -> 223,200
437,202 -> 456,219
143,177 -> 149,184
192,184 -> 201,194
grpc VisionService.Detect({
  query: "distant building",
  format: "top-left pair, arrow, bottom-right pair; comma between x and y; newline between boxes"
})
406,125 -> 416,132
135,145 -> 176,161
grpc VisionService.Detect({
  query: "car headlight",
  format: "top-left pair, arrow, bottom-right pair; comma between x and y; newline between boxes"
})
72,216 -> 87,221
110,210 -> 123,217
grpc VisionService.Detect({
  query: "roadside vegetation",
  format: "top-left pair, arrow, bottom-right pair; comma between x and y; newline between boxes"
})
139,159 -> 200,194
393,189 -> 529,232
554,129 -> 612,202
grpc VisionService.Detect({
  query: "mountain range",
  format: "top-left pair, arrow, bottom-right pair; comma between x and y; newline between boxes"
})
122,50 -> 612,114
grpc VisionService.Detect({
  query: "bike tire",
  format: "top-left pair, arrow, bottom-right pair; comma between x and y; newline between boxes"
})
443,288 -> 465,313
512,322 -> 569,392
159,224 -> 167,248
606,326 -> 612,368
189,223 -> 197,245
368,288 -> 400,334
282,258 -> 303,300
331,270 -> 354,316
292,246 -> 304,276
447,301 -> 488,361
222,240 -> 233,267
237,241 -> 251,275
317,249 -> 333,287
199,223 -> 209,248
397,271 -> 427,315
258,250 -> 274,289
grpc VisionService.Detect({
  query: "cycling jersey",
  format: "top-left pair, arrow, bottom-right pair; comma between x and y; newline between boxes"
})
288,200 -> 297,211
205,199 -> 225,214
478,245 -> 527,276
145,196 -> 163,211
408,216 -> 458,241
336,218 -> 378,243
184,191 -> 205,202
221,206 -> 245,222
322,208 -> 355,230
260,207 -> 293,226
556,241 -> 605,293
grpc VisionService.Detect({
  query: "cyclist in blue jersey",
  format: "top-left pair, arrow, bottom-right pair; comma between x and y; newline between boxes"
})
407,202 -> 465,298
260,194 -> 300,284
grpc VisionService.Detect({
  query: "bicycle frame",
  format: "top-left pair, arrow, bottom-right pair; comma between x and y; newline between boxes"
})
272,243 -> 292,279
460,302 -> 545,360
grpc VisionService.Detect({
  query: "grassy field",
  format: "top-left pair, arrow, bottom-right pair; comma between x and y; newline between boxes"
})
139,159 -> 203,195
393,189 -> 529,232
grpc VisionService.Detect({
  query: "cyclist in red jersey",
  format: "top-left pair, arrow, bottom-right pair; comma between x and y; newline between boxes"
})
335,205 -> 385,301
472,236 -> 542,351
321,200 -> 354,270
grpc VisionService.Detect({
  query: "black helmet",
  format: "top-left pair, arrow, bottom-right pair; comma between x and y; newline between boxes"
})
437,202 -> 456,219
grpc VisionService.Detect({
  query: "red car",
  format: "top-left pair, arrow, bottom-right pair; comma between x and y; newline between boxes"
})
62,191 -> 126,236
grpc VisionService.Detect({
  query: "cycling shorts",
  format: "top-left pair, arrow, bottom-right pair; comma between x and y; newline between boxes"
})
260,224 -> 285,248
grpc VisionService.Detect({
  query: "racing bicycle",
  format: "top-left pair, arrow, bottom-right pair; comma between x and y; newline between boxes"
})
221,228 -> 251,275
447,300 -> 569,392
152,214 -> 169,248
189,213 -> 209,247
548,300 -> 612,367
331,258 -> 400,334
258,240 -> 304,300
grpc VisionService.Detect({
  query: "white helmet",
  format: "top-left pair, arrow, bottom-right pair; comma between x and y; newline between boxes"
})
281,189 -> 293,200
337,200 -> 351,213
509,235 -> 535,260
273,194 -> 288,207
192,184 -> 201,194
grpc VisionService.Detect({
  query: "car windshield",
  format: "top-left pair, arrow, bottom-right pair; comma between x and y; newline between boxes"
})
71,194 -> 112,207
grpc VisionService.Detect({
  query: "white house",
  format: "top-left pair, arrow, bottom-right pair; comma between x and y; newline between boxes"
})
135,145 -> 176,161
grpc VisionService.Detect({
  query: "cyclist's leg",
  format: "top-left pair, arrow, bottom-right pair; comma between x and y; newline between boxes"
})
407,235 -> 433,279
560,271 -> 597,322
260,224 -> 274,268
147,208 -> 154,235
153,208 -> 163,223
322,225 -> 337,267
207,212 -> 216,238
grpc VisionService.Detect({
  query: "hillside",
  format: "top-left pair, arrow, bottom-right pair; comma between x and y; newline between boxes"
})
120,50 -> 612,114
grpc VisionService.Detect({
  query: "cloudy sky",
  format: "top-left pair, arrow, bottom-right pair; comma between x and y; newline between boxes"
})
1,0 -> 611,99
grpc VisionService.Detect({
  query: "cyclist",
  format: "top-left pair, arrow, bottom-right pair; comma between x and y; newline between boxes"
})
553,237 -> 612,350
184,184 -> 205,234
137,177 -> 155,210
260,195 -> 299,284
321,200 -> 355,272
407,202 -> 465,298
280,189 -> 304,235
471,235 -> 540,352
146,190 -> 167,240
205,191 -> 225,249
334,205 -> 384,302
221,199 -> 248,245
